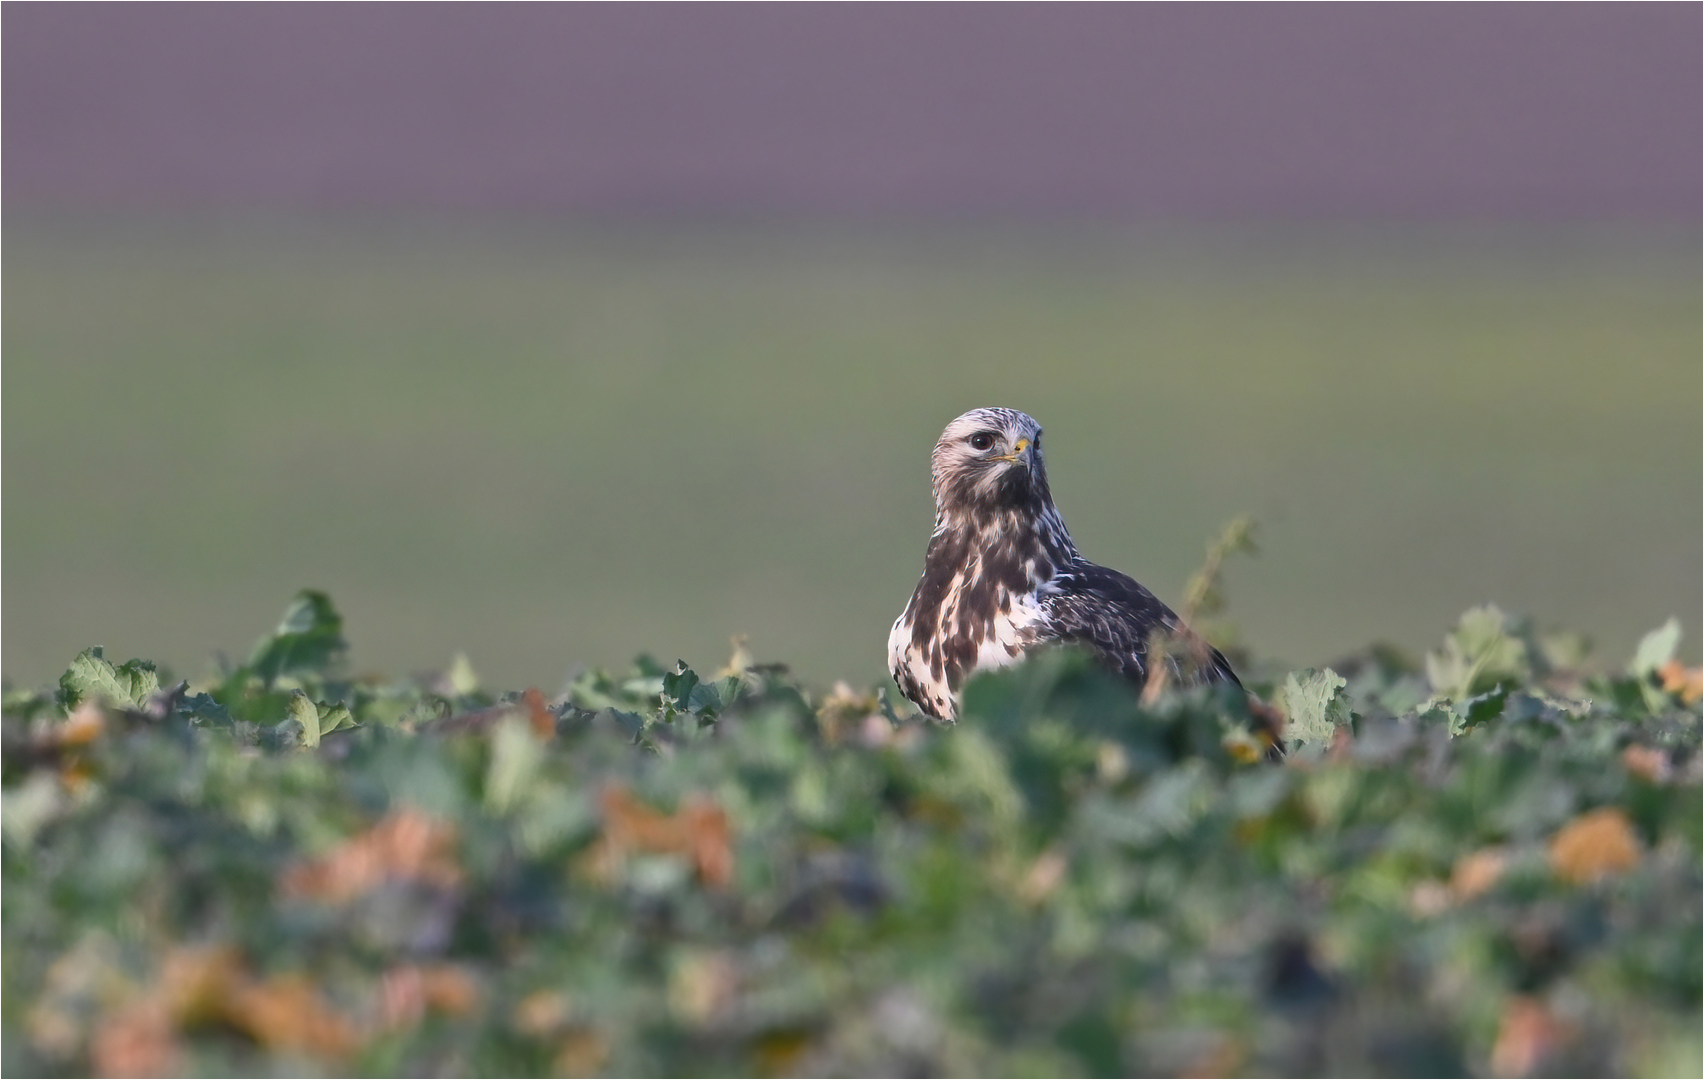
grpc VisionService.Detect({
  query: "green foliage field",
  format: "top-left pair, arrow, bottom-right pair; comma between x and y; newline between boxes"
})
4,592 -> 1699,1077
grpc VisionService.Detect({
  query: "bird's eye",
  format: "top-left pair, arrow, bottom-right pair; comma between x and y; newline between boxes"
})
968,432 -> 996,452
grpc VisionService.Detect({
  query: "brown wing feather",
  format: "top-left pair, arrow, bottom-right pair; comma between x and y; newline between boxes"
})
1042,563 -> 1242,691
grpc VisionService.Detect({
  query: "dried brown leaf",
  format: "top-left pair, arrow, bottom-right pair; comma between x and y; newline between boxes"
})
514,990 -> 574,1037
595,785 -> 734,889
669,950 -> 740,1026
817,681 -> 880,745
56,701 -> 108,747
87,945 -> 240,1076
1658,659 -> 1703,704
1549,807 -> 1641,884
754,1029 -> 815,1077
1451,847 -> 1508,899
522,687 -> 556,740
553,1028 -> 610,1077
1621,744 -> 1672,783
377,964 -> 480,1032
1489,996 -> 1573,1077
1181,1035 -> 1246,1079
227,974 -> 360,1060
157,945 -> 245,1023
91,1000 -> 179,1080
1020,848 -> 1069,905
280,808 -> 462,903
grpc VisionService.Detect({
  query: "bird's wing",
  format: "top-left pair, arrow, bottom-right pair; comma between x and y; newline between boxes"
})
1043,563 -> 1242,690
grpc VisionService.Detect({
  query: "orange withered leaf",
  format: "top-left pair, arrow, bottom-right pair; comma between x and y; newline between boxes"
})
376,964 -> 480,1031
39,701 -> 109,791
522,687 -> 557,740
1019,847 -> 1069,904
91,1000 -> 178,1080
1489,996 -> 1573,1077
1549,807 -> 1641,884
1181,1035 -> 1247,1079
1657,659 -> 1702,704
156,945 -> 245,1024
753,1029 -> 815,1077
280,807 -> 462,903
92,945 -> 363,1073
668,950 -> 740,1026
513,990 -> 574,1037
57,701 -> 108,747
226,974 -> 360,1060
1450,847 -> 1508,899
595,785 -> 734,889
553,1028 -> 611,1077
1621,744 -> 1672,783
89,945 -> 241,1077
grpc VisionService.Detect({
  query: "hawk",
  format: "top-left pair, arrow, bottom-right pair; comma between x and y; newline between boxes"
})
888,406 -> 1242,721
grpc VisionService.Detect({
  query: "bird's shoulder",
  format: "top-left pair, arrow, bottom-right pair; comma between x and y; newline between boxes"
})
1040,559 -> 1240,689
1043,559 -> 1177,626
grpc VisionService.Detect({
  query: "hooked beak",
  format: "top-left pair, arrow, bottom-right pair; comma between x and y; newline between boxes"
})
994,436 -> 1033,469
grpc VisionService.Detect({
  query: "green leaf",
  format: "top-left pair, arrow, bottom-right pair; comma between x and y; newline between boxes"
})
1631,618 -> 1683,677
593,708 -> 647,742
485,714 -> 543,814
661,660 -> 700,722
1417,697 -> 1457,734
1539,629 -> 1593,671
445,652 -> 481,696
1421,683 -> 1511,738
287,691 -> 321,748
1630,617 -> 1685,713
317,702 -> 356,737
282,693 -> 355,750
57,647 -> 161,711
686,675 -> 741,718
1,686 -> 58,723
1280,667 -> 1349,752
176,691 -> 236,729
939,728 -> 1026,830
1,772 -> 65,850
1426,605 -> 1531,700
716,675 -> 742,712
1459,684 -> 1510,730
247,590 -> 347,687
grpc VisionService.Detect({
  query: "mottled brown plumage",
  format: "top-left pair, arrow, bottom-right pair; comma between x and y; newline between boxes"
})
888,407 -> 1240,721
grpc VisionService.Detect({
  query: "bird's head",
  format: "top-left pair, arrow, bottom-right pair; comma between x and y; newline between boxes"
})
930,407 -> 1054,521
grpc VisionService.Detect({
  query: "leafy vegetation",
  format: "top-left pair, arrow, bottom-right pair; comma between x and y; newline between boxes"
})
3,591 -> 1699,1077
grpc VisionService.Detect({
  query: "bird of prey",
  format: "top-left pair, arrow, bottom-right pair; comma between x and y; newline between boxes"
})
888,406 -> 1242,721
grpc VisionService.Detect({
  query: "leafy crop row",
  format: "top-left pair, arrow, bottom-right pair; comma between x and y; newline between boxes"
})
3,592 -> 1699,1076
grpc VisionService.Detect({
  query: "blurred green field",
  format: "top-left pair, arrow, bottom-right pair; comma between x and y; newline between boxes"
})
3,216 -> 1698,693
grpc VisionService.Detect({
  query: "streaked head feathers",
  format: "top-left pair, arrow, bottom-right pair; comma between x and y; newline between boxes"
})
929,407 -> 1052,521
